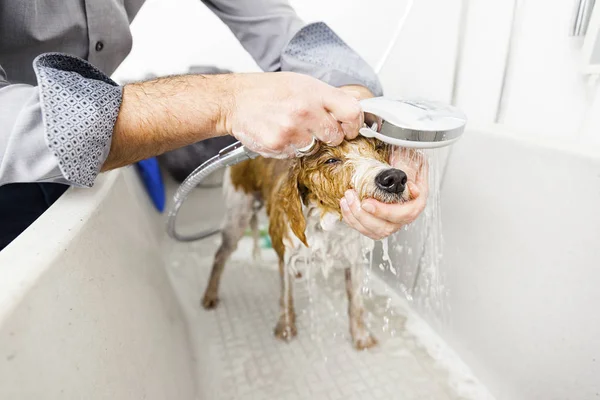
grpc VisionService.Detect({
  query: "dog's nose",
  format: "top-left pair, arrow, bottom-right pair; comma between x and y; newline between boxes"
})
375,169 -> 407,194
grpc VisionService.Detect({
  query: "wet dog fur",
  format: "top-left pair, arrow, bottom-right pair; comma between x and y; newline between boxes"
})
202,137 -> 414,350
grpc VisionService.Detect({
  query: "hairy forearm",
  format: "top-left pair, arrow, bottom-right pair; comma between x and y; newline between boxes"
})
102,74 -> 233,171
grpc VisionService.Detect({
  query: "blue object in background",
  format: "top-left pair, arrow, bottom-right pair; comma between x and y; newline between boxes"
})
135,157 -> 165,212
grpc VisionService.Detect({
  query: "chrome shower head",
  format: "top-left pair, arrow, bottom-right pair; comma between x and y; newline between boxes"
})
359,97 -> 467,149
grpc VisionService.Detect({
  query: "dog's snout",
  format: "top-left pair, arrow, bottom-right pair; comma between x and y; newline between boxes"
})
375,169 -> 407,194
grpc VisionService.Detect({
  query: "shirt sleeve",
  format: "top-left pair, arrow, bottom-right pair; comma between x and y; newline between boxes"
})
281,22 -> 383,97
201,0 -> 383,96
0,53 -> 122,188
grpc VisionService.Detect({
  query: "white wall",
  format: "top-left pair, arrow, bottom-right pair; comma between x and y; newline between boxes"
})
455,0 -> 600,147
112,0 -> 259,79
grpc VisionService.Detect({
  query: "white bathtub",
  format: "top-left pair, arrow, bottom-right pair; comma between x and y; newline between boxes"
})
1,126 -> 598,399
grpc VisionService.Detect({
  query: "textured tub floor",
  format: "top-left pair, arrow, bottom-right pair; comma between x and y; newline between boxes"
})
162,180 -> 491,400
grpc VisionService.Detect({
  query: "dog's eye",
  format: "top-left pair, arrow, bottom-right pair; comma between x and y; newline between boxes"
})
324,158 -> 341,165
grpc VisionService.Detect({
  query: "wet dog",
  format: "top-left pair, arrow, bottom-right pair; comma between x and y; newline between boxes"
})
202,137 -> 414,349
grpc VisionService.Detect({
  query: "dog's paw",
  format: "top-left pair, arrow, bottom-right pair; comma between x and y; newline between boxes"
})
352,333 -> 378,350
274,319 -> 298,342
201,294 -> 220,310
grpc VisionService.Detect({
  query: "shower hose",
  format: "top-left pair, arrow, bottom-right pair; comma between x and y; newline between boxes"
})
166,142 -> 257,241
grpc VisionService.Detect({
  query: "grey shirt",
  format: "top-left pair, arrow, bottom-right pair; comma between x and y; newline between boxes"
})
0,0 -> 382,188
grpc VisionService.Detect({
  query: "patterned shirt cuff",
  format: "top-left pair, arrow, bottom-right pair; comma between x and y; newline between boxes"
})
281,22 -> 383,97
33,53 -> 122,188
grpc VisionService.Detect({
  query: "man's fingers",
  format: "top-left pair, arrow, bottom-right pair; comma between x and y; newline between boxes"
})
353,206 -> 399,239
339,88 -> 361,99
314,111 -> 344,146
342,190 -> 403,240
340,121 -> 361,140
323,90 -> 363,140
361,197 -> 425,226
341,197 -> 380,240
407,181 -> 421,200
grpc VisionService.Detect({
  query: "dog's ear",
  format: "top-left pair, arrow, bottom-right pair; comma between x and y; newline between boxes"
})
280,163 -> 308,247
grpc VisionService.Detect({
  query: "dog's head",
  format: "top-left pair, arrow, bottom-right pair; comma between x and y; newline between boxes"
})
279,136 -> 413,245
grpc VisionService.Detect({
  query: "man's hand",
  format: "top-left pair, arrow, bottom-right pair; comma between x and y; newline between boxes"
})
224,72 -> 363,158
341,148 -> 429,240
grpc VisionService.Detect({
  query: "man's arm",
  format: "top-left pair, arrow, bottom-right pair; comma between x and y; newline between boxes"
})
0,56 -> 229,186
0,53 -> 363,187
108,71 -> 364,168
103,74 -> 230,171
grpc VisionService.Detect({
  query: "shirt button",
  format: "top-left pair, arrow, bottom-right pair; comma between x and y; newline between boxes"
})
95,41 -> 104,52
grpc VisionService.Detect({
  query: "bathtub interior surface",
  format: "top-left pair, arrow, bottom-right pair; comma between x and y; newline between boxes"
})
0,170 -> 196,400
162,173 -> 493,400
435,129 -> 600,400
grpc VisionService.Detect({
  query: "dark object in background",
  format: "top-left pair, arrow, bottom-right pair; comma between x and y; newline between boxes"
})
157,66 -> 237,185
157,136 -> 237,184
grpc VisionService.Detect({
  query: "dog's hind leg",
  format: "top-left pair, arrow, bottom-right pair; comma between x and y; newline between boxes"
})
270,234 -> 298,341
345,266 -> 377,350
201,181 -> 255,310
273,258 -> 297,341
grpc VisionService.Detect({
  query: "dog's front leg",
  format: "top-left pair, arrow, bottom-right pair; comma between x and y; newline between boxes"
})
274,258 -> 297,341
345,266 -> 377,350
202,183 -> 255,309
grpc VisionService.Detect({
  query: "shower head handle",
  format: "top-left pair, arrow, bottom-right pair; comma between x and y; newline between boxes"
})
359,97 -> 467,149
